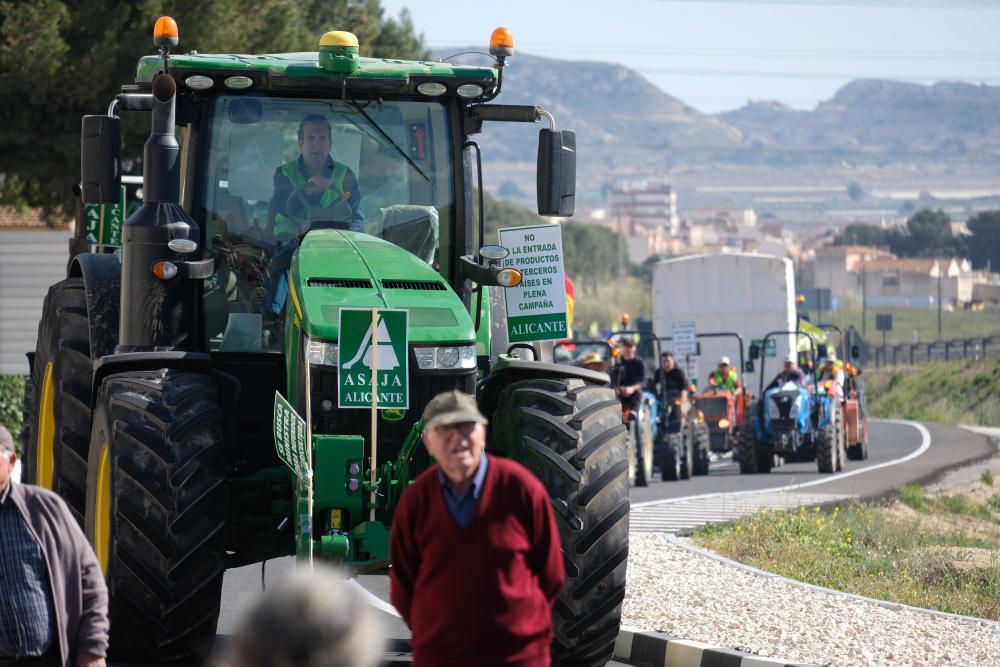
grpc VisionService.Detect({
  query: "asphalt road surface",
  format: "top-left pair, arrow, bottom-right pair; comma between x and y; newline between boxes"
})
113,419 -> 996,667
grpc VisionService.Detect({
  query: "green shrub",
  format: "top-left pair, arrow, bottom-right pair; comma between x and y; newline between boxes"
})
0,375 -> 27,452
899,483 -> 926,511
983,469 -> 995,486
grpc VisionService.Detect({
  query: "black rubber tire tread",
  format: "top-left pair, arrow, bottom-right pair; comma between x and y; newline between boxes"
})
817,404 -> 838,474
691,425 -> 710,476
679,428 -> 692,480
86,370 -> 226,663
20,376 -> 34,457
492,377 -> 629,667
659,433 -> 681,481
24,277 -> 93,522
736,423 -> 758,474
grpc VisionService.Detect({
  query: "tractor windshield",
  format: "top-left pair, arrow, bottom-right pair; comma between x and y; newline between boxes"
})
199,95 -> 455,352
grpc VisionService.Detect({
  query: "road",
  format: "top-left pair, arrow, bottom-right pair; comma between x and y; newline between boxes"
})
114,419 -> 996,667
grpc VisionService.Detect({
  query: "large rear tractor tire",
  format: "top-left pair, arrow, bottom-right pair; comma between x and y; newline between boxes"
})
86,370 -> 227,663
492,377 -> 629,667
736,419 -> 771,475
630,414 -> 653,487
23,277 -> 93,522
817,403 -> 840,474
658,432 -> 682,482
691,424 -> 710,476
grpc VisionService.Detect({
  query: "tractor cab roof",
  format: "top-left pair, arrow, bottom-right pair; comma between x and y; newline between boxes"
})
134,52 -> 498,97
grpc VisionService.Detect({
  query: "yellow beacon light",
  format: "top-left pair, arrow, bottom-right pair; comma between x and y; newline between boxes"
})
490,27 -> 514,58
153,16 -> 179,47
319,31 -> 360,74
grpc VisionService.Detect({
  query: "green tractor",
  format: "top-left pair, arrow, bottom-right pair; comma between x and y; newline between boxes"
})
21,19 -> 629,666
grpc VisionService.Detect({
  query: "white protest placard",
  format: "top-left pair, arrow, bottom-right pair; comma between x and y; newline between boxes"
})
273,391 -> 310,479
672,320 -> 698,356
498,224 -> 568,343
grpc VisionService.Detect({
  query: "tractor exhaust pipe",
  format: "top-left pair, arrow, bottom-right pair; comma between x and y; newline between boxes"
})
117,73 -> 210,352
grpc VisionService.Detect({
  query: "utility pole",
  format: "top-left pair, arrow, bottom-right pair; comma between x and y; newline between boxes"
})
861,262 -> 867,337
937,262 -> 943,340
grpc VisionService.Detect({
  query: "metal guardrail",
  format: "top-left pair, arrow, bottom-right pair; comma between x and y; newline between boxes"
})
870,336 -> 1000,367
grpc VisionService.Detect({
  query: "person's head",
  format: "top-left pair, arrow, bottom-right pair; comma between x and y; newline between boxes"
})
580,351 -> 607,373
298,114 -> 333,172
825,349 -> 837,366
661,352 -> 676,371
215,565 -> 383,667
717,356 -> 731,373
783,354 -> 797,372
620,338 -> 636,359
421,390 -> 487,484
0,426 -> 16,494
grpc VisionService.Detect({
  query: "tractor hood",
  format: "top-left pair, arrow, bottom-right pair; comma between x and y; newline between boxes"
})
289,230 -> 474,344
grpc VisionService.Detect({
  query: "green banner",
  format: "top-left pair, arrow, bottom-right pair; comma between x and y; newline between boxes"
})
84,186 -> 126,247
273,391 -> 310,479
337,308 -> 409,409
507,312 -> 569,343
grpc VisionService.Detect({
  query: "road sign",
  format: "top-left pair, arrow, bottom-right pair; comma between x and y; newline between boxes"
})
273,391 -> 310,479
84,185 -> 126,247
672,320 -> 698,356
751,338 -> 777,357
875,314 -> 893,331
498,224 -> 569,343
338,308 -> 409,409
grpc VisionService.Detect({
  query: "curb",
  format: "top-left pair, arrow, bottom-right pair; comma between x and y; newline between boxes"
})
613,627 -> 819,666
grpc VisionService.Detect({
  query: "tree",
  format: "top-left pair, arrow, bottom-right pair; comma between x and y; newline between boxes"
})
965,210 -> 1000,271
904,208 -> 955,257
0,0 -> 427,219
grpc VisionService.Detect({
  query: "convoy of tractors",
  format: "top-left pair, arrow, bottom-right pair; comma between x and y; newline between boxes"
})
14,15 -> 871,667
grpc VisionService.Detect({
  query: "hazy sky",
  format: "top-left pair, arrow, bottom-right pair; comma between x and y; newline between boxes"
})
381,0 -> 1000,113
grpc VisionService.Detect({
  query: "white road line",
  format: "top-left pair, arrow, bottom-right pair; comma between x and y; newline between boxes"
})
629,420 -> 931,534
633,419 -> 931,510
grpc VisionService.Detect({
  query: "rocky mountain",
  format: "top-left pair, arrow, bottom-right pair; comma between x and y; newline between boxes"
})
720,80 -> 1000,160
436,49 -> 1000,211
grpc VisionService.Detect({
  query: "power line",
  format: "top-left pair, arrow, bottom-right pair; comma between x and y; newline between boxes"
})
646,0 -> 1000,8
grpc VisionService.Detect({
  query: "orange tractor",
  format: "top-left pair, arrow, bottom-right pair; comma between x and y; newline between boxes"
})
686,333 -> 754,454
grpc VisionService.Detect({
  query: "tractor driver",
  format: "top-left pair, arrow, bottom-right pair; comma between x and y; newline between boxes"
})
767,354 -> 807,390
819,350 -> 845,396
651,351 -> 688,402
615,338 -> 646,415
707,356 -> 741,393
268,114 -> 364,240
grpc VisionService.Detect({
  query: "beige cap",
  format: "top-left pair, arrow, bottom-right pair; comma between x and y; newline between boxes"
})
785,353 -> 797,364
718,356 -> 731,366
422,389 -> 488,426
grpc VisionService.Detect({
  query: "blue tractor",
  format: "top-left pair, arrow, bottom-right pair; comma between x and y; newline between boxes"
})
738,330 -> 846,474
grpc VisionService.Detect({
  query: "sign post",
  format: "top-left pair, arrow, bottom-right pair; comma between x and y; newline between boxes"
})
498,224 -> 568,343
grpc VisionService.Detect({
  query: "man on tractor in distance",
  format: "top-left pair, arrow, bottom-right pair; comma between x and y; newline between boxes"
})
707,356 -> 740,393
651,351 -> 688,401
614,338 -> 647,418
767,354 -> 807,390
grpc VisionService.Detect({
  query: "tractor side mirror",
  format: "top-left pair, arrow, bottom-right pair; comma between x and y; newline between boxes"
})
817,343 -> 828,359
81,115 -> 122,204
851,344 -> 860,360
749,344 -> 760,360
744,360 -> 754,373
537,128 -> 576,216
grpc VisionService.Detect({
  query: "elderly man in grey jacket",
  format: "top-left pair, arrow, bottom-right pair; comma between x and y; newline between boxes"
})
0,426 -> 109,667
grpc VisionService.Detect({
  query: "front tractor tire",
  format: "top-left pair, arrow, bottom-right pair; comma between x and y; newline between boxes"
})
691,424 -> 710,476
736,415 -> 772,475
817,402 -> 842,474
86,370 -> 227,663
492,377 -> 629,667
23,277 -> 94,521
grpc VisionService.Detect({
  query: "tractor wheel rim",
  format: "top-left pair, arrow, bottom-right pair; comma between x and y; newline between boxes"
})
36,363 -> 56,490
95,444 -> 112,576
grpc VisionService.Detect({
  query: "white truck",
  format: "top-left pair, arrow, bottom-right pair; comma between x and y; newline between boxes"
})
651,252 -> 797,394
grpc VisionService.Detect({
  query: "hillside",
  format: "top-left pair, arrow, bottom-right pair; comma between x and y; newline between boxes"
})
436,48 -> 1000,213
721,79 -> 1000,160
865,357 -> 1000,425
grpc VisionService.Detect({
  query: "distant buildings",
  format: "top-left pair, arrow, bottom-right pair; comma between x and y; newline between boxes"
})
802,244 -> 996,309
608,178 -> 678,263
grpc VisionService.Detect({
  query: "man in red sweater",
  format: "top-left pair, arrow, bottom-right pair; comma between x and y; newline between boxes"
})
390,390 -> 565,667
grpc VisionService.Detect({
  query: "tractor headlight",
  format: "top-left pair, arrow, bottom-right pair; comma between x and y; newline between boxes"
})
307,340 -> 339,366
415,344 -> 477,370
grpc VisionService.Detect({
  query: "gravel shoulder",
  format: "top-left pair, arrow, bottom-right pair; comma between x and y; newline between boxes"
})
623,532 -> 1000,666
